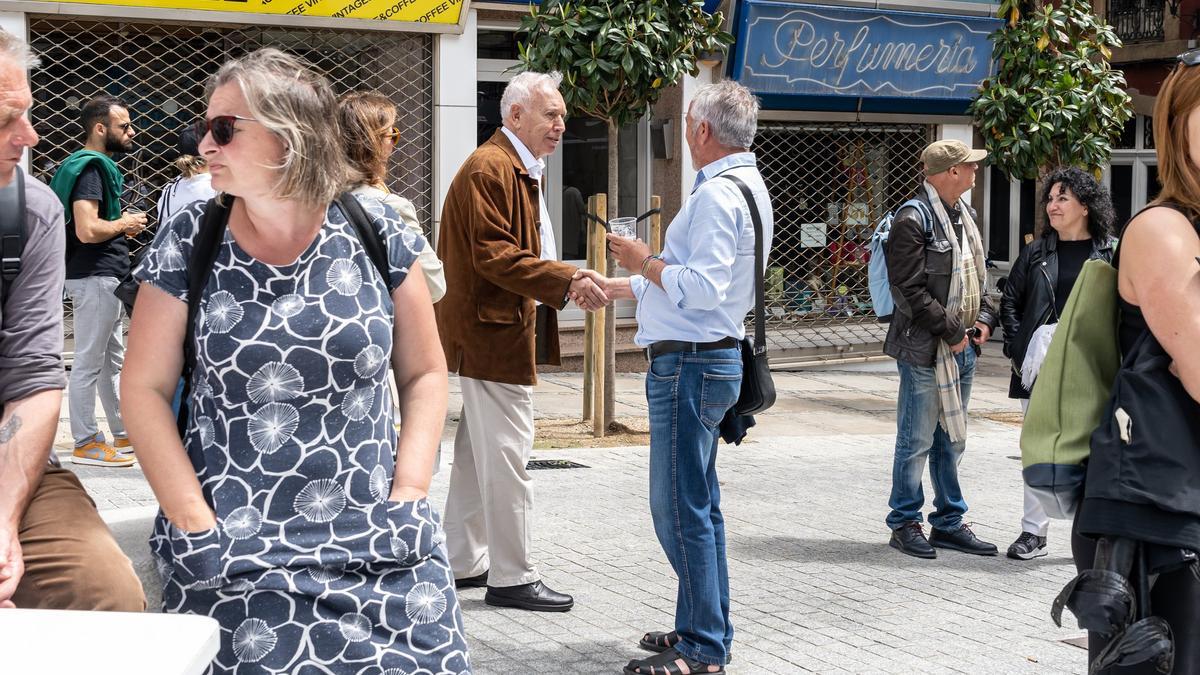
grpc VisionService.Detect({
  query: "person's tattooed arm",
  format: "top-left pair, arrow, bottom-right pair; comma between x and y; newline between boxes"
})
0,390 -> 63,607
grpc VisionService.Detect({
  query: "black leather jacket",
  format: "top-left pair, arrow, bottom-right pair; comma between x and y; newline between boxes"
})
1000,232 -> 1115,398
883,189 -> 998,367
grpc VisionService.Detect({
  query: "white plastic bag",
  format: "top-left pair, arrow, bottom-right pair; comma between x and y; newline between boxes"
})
1021,322 -> 1058,391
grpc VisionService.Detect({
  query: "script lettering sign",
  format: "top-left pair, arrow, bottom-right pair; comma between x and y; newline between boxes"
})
734,1 -> 1001,102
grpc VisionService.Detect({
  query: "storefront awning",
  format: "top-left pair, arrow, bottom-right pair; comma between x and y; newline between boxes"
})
729,1 -> 1002,115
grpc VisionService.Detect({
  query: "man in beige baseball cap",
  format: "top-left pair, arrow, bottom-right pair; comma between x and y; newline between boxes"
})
882,137 -> 1000,560
921,139 -> 988,176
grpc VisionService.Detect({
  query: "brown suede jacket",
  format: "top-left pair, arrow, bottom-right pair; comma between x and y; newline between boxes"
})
434,130 -> 576,386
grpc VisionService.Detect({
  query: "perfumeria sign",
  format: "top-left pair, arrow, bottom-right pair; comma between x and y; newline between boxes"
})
732,1 -> 1002,102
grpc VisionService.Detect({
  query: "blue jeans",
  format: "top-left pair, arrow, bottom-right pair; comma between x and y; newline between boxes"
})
646,347 -> 741,666
887,348 -> 976,532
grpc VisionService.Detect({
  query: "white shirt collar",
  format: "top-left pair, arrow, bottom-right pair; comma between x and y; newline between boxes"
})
501,126 -> 545,180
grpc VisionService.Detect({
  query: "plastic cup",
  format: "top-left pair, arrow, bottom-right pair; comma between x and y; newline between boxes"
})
610,216 -> 636,239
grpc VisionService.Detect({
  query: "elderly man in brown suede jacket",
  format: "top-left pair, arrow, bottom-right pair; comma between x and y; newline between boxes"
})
435,70 -> 605,613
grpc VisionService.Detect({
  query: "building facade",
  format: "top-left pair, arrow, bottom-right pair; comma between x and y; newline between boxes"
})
722,0 -> 1001,362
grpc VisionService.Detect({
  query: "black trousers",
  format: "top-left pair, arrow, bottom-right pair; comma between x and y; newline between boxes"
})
1072,513 -> 1200,674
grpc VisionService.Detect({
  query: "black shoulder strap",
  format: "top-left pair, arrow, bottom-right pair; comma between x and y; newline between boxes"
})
0,168 -> 26,304
335,192 -> 393,292
177,197 -> 231,435
721,175 -> 767,354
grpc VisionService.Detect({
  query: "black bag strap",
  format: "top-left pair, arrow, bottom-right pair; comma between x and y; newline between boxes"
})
335,192 -> 394,292
721,174 -> 767,354
177,197 -> 232,434
0,168 -> 26,304
175,193 -> 393,434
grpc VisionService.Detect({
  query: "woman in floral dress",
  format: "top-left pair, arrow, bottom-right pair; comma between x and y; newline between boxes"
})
121,48 -> 470,674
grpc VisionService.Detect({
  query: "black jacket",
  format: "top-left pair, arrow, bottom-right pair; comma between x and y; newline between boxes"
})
1000,232 -> 1115,398
882,189 -> 998,367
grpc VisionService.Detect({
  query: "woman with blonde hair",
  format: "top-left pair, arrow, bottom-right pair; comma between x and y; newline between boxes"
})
121,49 -> 469,673
339,91 -> 445,302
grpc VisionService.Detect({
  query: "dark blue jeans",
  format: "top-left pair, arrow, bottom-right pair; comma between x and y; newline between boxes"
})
887,348 -> 976,532
646,347 -> 741,666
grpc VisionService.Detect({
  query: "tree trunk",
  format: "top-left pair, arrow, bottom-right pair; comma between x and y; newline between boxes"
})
604,120 -> 618,431
1032,172 -> 1048,242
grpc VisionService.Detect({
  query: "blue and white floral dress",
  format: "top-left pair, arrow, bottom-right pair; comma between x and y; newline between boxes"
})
136,196 -> 471,675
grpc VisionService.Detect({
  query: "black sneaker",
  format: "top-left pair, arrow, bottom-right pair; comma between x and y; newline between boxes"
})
889,521 -> 936,559
930,523 -> 998,556
1007,532 -> 1048,560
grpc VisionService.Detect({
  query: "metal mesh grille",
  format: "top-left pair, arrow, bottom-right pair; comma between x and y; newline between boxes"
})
28,17 -> 434,341
750,120 -> 933,361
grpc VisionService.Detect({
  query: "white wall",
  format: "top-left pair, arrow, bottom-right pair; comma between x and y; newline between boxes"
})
432,9 -> 477,246
938,122 -> 977,202
678,63 -> 717,199
0,11 -> 28,172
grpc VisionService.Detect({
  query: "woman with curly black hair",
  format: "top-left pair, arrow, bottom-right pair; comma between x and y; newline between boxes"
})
999,166 -> 1116,560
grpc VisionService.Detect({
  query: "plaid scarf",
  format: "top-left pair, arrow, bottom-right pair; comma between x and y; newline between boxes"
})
923,181 -> 986,443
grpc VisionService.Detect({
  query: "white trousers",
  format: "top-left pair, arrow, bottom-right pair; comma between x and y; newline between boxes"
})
1020,399 -> 1050,536
442,376 -> 539,587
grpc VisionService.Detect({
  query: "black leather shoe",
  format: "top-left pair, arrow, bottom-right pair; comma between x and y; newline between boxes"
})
485,580 -> 574,612
930,523 -> 999,556
454,570 -> 488,589
890,521 -> 936,559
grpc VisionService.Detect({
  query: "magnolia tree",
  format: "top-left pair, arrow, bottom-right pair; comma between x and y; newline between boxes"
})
517,0 -> 732,431
971,0 -> 1132,229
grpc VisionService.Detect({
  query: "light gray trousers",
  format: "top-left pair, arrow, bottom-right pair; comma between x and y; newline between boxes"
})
66,275 -> 126,445
442,376 -> 539,588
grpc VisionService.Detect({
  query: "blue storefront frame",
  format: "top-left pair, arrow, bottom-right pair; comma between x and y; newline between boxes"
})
730,1 -> 1002,114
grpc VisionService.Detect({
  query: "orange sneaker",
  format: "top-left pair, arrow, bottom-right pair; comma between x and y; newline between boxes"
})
71,440 -> 135,467
113,437 -> 134,455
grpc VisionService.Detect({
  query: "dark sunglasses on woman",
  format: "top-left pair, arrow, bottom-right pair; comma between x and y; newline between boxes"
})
1178,47 -> 1200,66
194,115 -> 257,146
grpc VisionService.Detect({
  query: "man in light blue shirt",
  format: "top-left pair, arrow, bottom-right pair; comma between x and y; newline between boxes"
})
597,80 -> 772,675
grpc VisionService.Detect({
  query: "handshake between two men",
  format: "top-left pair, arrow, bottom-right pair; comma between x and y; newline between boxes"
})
565,233 -> 656,311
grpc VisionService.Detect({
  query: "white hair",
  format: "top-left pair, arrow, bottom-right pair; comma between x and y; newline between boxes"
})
0,30 -> 39,70
501,71 -> 563,124
689,80 -> 760,150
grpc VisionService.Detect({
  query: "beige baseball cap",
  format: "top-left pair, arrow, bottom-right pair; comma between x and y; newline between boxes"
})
921,139 -> 988,176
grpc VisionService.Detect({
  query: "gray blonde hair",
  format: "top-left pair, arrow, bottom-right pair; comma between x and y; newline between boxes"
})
207,48 -> 350,207
689,80 -> 760,150
500,71 -> 562,124
0,29 -> 39,70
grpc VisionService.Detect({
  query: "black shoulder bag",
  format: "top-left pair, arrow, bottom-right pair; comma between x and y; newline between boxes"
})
721,175 -> 776,415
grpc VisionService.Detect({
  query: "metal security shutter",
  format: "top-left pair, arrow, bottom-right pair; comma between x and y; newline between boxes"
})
28,17 -> 433,341
750,120 -> 933,362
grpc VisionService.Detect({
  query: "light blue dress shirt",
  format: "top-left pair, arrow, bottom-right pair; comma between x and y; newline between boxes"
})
631,152 -> 774,347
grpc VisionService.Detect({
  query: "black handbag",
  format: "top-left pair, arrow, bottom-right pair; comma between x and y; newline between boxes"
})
721,175 -> 776,416
1081,327 -> 1200,549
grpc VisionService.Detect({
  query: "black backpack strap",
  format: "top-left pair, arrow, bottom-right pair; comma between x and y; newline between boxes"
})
335,192 -> 394,292
721,175 -> 767,354
177,197 -> 231,435
0,168 -> 26,304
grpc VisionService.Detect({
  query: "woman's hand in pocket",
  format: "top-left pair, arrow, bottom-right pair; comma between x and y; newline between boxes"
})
388,485 -> 428,503
169,509 -> 218,534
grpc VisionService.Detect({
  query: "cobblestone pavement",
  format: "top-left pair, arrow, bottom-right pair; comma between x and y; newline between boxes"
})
68,354 -> 1090,674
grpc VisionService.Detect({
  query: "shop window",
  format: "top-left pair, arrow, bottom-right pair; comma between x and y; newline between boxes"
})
987,166 -> 1010,262
1107,114 -> 1157,230
558,118 -> 640,261
751,120 -> 933,352
477,29 -> 521,60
